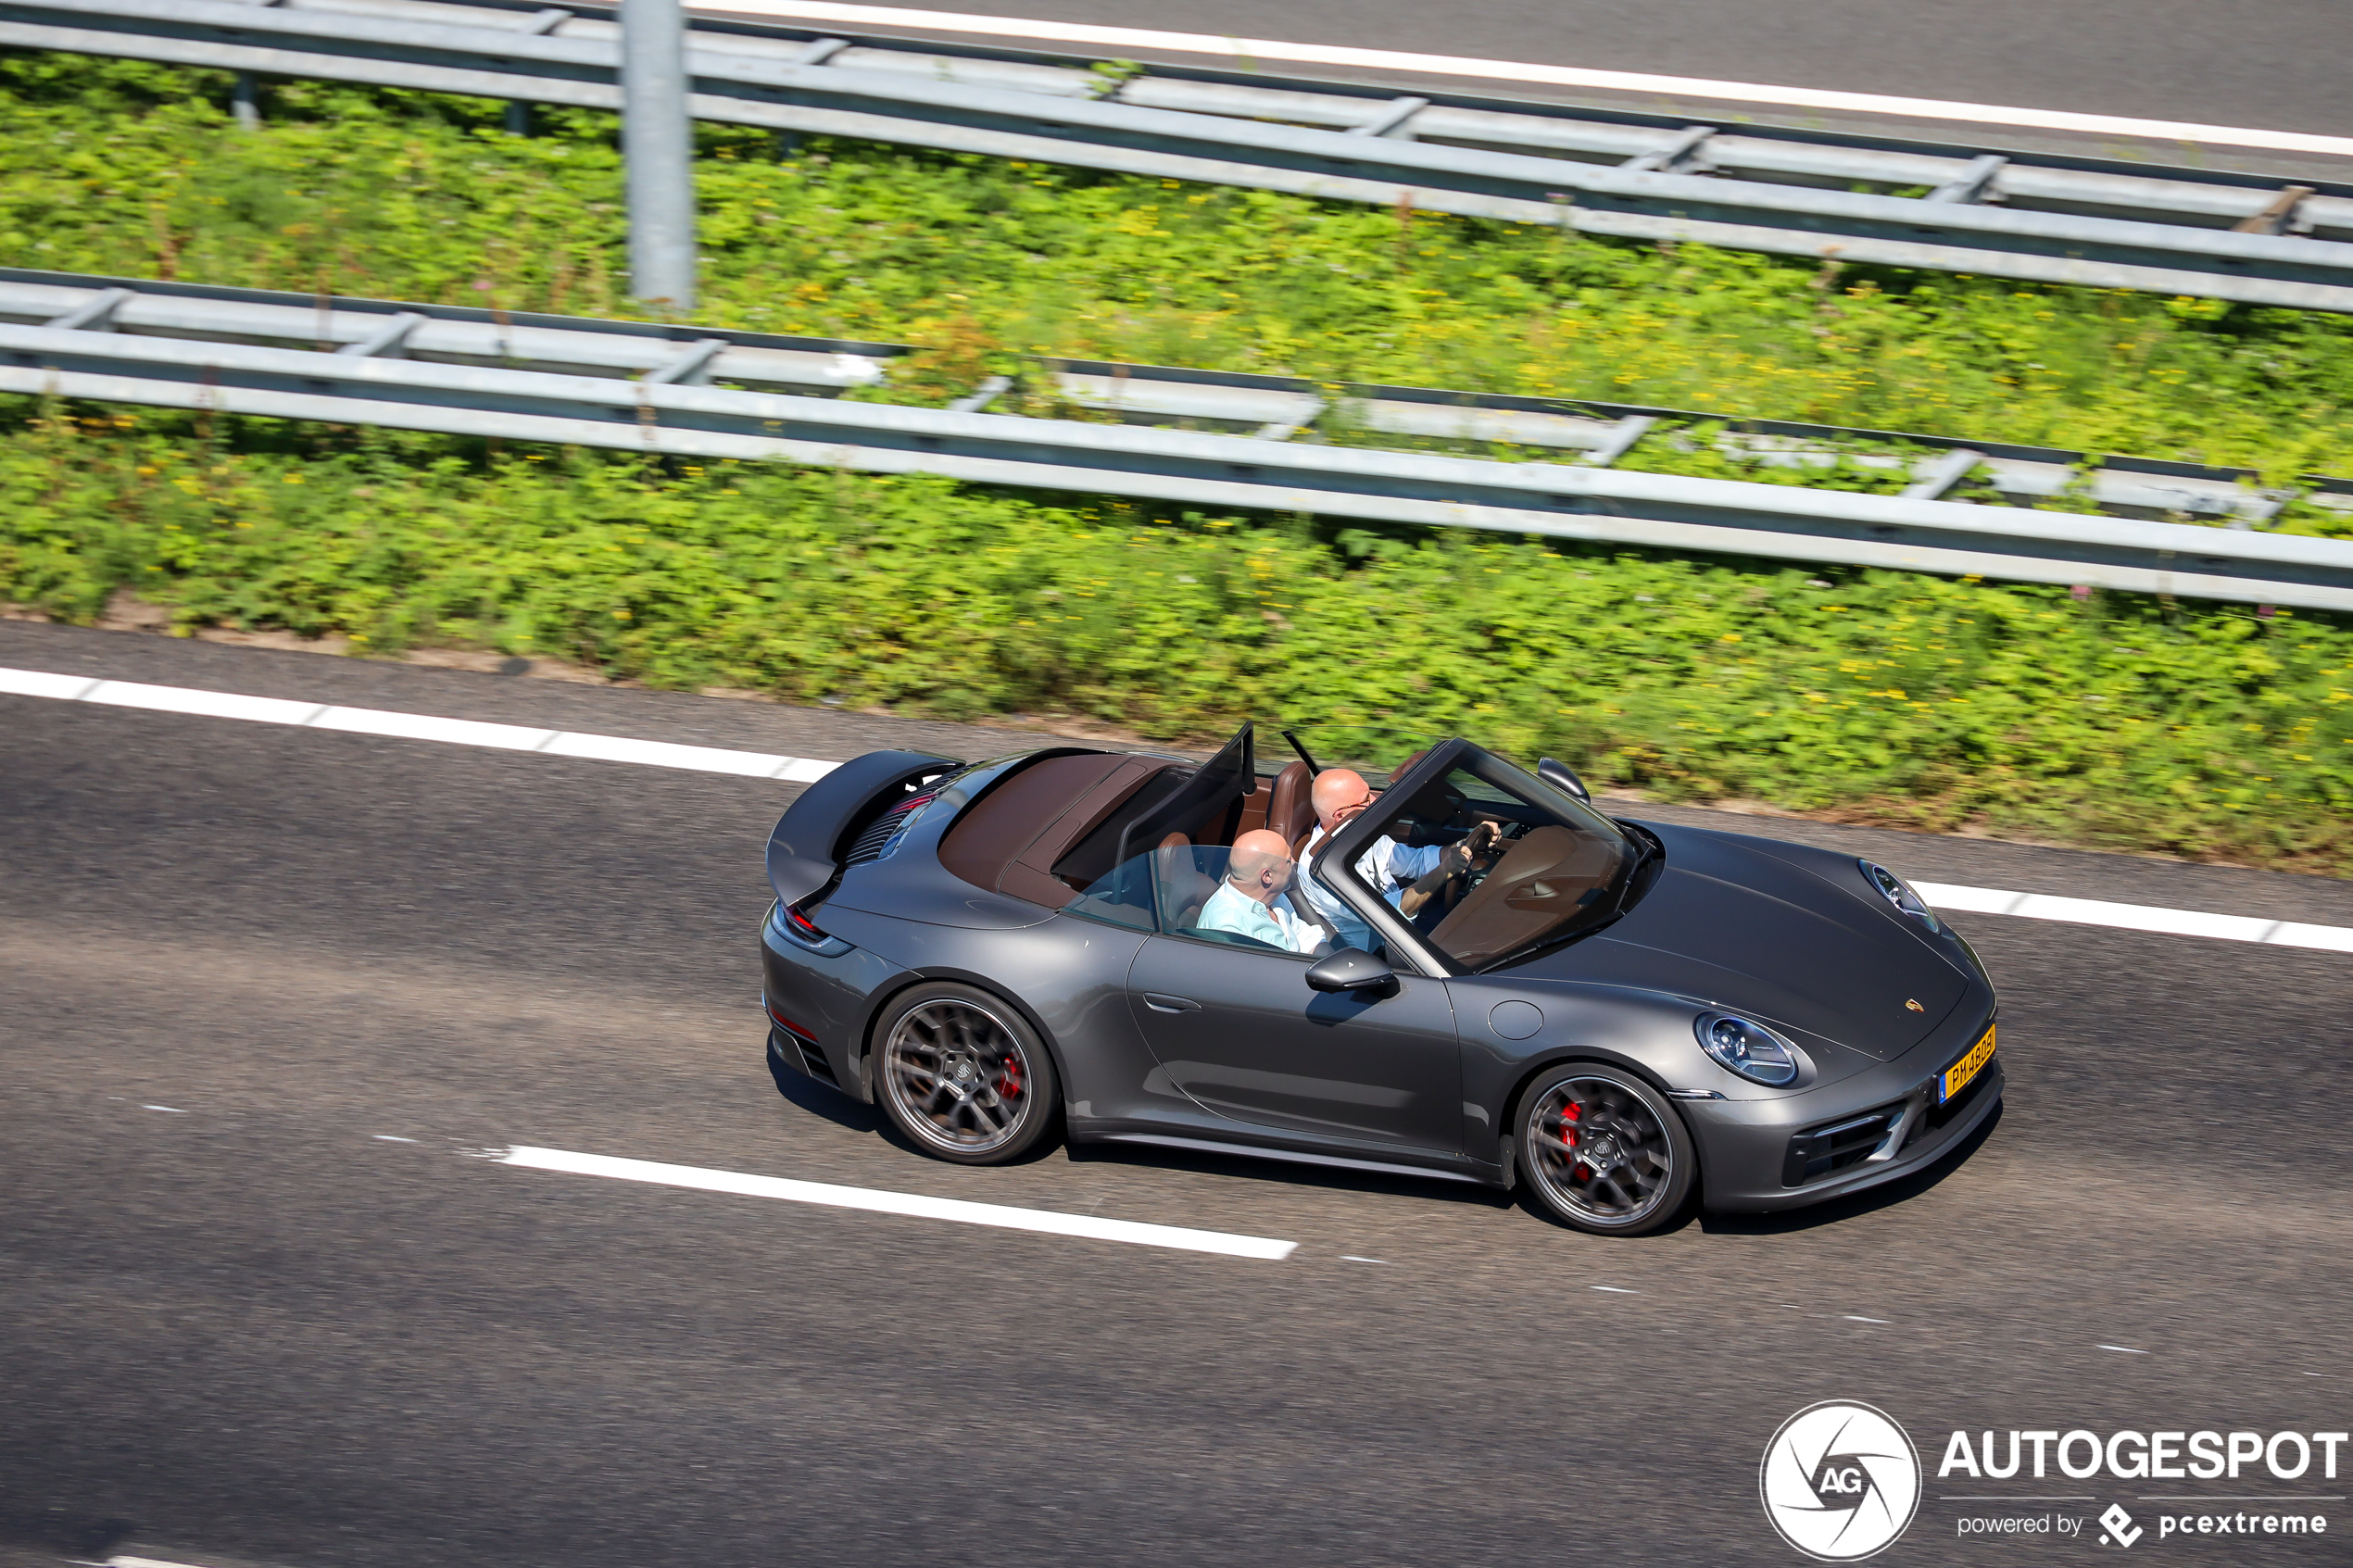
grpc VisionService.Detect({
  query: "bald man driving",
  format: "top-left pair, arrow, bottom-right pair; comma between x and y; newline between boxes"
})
1194,829 -> 1327,955
1298,769 -> 1497,949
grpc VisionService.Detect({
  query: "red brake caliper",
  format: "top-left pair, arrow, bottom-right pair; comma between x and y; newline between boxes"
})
1561,1099 -> 1590,1181
999,1055 -> 1023,1100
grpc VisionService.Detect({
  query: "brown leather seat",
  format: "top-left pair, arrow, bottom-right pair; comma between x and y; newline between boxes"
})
1267,760 -> 1315,847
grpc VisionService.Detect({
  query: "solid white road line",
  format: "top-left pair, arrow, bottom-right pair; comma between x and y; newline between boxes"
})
1910,882 -> 2353,953
0,665 -> 841,784
700,1 -> 2353,160
6,662 -> 2349,955
494,1145 -> 1300,1259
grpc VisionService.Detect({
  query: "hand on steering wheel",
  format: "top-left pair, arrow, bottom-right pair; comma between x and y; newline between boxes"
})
1443,821 -> 1501,878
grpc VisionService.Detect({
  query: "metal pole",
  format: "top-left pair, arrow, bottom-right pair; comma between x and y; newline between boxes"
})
620,0 -> 695,311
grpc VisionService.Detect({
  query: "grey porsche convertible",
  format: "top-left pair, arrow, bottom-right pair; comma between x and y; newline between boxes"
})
759,724 -> 2000,1236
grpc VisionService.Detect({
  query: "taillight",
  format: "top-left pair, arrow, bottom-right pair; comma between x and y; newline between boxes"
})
782,900 -> 828,941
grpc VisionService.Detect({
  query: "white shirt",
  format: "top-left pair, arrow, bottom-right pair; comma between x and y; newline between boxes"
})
1195,879 -> 1327,955
1299,825 -> 1442,948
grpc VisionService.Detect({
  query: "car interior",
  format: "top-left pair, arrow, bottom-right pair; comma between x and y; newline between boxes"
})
937,725 -> 1317,940
934,724 -> 1631,967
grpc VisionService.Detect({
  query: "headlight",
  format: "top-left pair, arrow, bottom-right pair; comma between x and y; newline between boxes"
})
1695,1012 -> 1800,1085
1859,859 -> 1942,933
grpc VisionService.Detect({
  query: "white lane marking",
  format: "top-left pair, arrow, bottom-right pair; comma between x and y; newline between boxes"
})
309,705 -> 553,751
82,679 -> 326,727
111,1557 -> 225,1568
1844,1314 -> 1891,1323
494,1146 -> 1299,1260
541,730 -> 788,777
702,1 -> 2353,158
2099,1344 -> 2150,1353
142,1104 -> 187,1112
373,1135 -> 418,1142
9,663 -> 2350,954
1340,1254 -> 1390,1264
0,667 -> 101,700
1910,881 -> 2347,952
1591,1285 -> 1639,1294
0,665 -> 839,783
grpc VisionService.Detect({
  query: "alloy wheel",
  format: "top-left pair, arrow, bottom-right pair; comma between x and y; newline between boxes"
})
880,997 -> 1035,1155
1525,1074 -> 1677,1227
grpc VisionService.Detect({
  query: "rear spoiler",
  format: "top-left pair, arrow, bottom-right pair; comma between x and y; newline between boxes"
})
766,749 -> 960,908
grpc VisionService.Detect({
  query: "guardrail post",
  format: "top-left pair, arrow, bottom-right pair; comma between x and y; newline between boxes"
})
621,0 -> 696,311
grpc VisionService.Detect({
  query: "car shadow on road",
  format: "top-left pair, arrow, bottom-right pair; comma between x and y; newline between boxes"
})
1697,1100 -> 2005,1236
766,1047 -> 882,1135
1065,1099 -> 2003,1241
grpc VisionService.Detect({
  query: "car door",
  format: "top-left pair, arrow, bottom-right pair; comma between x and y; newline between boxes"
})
1125,934 -> 1462,1151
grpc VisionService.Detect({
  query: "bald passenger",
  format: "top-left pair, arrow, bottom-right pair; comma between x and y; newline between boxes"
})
1194,829 -> 1327,954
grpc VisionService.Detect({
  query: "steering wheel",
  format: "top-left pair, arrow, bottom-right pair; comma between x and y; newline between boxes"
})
1458,820 -> 1516,893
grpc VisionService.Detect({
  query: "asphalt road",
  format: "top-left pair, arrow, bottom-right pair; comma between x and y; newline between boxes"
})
786,0 -> 2353,180
4,618 -> 2350,1568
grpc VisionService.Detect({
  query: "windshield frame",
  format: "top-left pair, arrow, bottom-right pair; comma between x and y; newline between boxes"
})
1313,738 -> 1643,976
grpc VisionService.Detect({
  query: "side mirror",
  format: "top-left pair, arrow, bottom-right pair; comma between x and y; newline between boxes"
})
1538,757 -> 1591,802
1306,947 -> 1398,996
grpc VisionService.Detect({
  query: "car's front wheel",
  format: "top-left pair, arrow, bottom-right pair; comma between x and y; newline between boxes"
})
871,983 -> 1061,1164
1515,1062 -> 1694,1236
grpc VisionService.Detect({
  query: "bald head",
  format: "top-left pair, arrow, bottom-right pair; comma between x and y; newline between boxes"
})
1311,768 -> 1377,832
1227,830 -> 1295,893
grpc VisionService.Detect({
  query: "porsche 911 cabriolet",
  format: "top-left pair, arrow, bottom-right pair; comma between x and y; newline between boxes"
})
759,725 -> 1999,1236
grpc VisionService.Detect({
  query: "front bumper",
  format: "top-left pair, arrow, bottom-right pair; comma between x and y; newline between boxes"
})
1687,1047 -> 2005,1213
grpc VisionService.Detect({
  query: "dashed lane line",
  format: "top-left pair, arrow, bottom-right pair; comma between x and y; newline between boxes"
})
6,664 -> 2349,954
491,1145 -> 1300,1260
703,2 -> 2353,160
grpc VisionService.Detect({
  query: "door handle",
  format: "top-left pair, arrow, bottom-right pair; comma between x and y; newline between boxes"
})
1142,993 -> 1202,1013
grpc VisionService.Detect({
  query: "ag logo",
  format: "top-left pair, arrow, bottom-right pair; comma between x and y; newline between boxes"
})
1760,1400 -> 1922,1561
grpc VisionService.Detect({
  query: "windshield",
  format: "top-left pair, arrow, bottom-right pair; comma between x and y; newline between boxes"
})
1329,752 -> 1639,971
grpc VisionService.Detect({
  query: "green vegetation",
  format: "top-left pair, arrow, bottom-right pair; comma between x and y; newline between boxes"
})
5,53 -> 2353,505
3,53 -> 2350,872
6,403 -> 2349,872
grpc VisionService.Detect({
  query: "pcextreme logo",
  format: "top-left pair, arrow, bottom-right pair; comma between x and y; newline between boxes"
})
1760,1401 -> 1924,1561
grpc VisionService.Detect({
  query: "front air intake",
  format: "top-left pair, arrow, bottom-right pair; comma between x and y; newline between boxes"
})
1781,1103 -> 1906,1186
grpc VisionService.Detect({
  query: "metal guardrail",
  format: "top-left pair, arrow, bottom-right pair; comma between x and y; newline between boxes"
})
8,0 -> 2353,312
6,273 -> 2351,612
8,269 -> 2343,531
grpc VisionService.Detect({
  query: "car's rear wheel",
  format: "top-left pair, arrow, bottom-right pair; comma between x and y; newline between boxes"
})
872,983 -> 1060,1164
1515,1062 -> 1694,1236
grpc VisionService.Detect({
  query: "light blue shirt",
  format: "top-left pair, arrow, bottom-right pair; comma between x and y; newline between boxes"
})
1195,880 -> 1326,954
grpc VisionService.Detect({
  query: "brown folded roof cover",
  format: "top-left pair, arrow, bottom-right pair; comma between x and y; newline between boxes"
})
937,752 -> 1176,908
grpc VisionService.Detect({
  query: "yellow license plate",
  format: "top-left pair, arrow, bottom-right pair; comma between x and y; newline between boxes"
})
1940,1024 -> 1996,1103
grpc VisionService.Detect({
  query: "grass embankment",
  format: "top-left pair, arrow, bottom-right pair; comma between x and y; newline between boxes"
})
7,404 -> 2349,872
1,54 -> 2350,871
